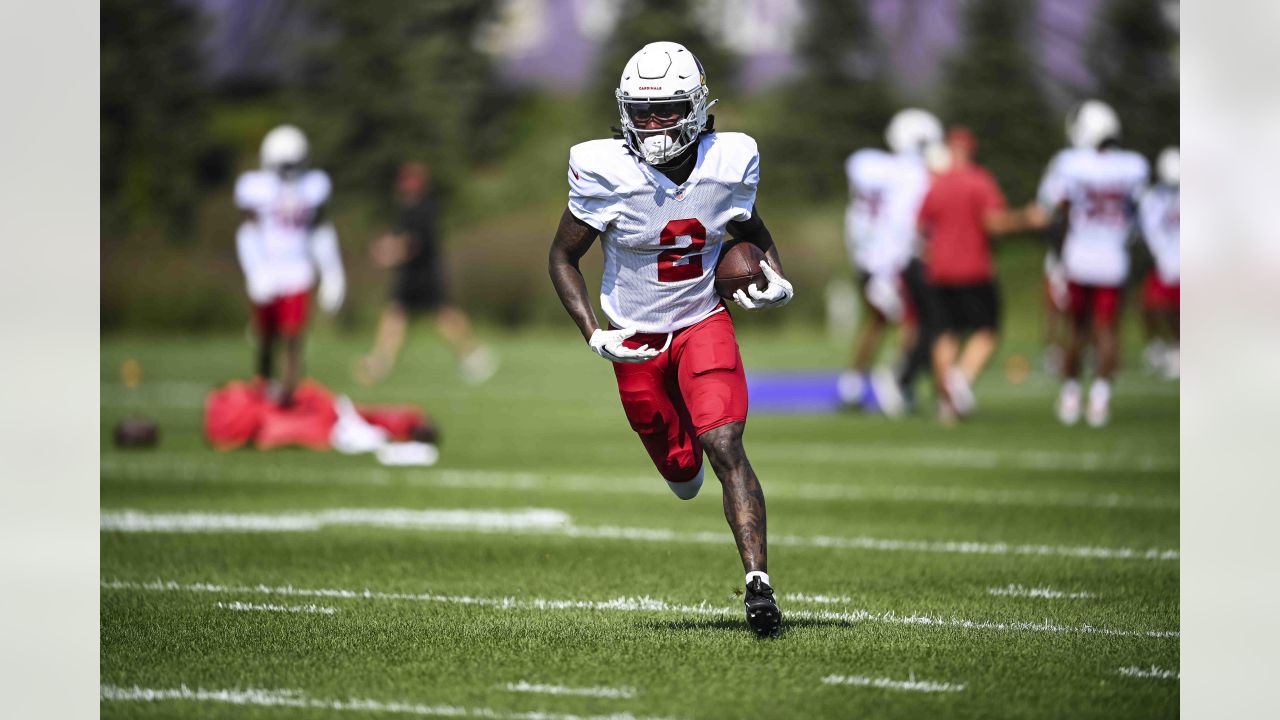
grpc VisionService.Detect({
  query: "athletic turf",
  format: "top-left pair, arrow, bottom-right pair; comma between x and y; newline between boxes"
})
101,327 -> 1178,719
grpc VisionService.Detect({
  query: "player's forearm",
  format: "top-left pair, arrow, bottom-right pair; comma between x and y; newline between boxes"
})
730,207 -> 785,276
549,209 -> 603,340
548,256 -> 599,341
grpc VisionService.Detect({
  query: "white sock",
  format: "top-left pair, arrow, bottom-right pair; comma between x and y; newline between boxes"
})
746,571 -> 771,587
1062,378 -> 1081,395
1089,379 -> 1111,405
666,466 -> 704,500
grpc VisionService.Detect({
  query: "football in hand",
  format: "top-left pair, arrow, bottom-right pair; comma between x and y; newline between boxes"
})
715,241 -> 767,299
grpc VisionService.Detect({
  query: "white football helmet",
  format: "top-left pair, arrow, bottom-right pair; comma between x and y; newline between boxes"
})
1066,100 -> 1121,149
1156,146 -> 1180,186
260,124 -> 309,171
885,109 -> 943,155
616,41 -> 716,165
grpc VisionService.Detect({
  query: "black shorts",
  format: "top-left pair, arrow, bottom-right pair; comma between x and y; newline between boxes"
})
926,282 -> 1000,333
393,262 -> 447,312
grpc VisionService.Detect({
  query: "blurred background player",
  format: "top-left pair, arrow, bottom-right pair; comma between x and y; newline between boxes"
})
547,41 -> 792,638
1138,146 -> 1180,379
1035,100 -> 1149,427
837,109 -> 943,416
917,126 -> 1041,422
235,124 -> 345,405
357,161 -> 497,385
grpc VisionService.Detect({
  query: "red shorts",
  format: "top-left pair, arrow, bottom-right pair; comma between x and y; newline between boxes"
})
612,310 -> 748,483
253,291 -> 310,337
1142,271 -> 1180,312
1067,283 -> 1123,327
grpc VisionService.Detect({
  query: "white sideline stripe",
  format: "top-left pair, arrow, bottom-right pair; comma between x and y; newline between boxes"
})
100,508 -> 570,533
215,600 -> 337,615
822,674 -> 966,693
99,509 -> 1179,562
1118,665 -> 1179,680
503,681 -> 636,699
101,579 -> 1180,639
987,584 -> 1096,600
100,684 -> 670,720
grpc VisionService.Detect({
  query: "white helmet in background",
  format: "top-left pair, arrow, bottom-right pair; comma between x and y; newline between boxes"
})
260,124 -> 309,171
1156,146 -> 1180,186
616,41 -> 717,165
885,109 -> 943,155
1066,100 -> 1121,149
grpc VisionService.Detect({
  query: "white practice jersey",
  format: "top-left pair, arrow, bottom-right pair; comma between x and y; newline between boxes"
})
1139,184 -> 1180,285
843,148 -> 929,276
235,169 -> 332,295
1037,147 -> 1148,286
567,132 -> 759,333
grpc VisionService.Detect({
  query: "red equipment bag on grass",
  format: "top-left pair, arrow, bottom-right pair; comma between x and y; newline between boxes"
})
204,379 -> 430,451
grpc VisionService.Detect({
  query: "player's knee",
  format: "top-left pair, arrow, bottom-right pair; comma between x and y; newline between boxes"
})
698,422 -> 745,465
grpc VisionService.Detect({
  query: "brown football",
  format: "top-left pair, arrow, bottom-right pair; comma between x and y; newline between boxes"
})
715,241 -> 766,299
114,417 -> 160,449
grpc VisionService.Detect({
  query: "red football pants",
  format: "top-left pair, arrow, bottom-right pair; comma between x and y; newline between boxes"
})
612,310 -> 749,483
1142,271 -> 1180,312
253,291 -> 310,337
1067,282 -> 1123,327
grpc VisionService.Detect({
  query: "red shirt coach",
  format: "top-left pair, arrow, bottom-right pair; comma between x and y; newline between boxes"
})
917,128 -> 1007,333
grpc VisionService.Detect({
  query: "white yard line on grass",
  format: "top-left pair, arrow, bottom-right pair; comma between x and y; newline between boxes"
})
102,578 -> 1180,639
783,593 -> 854,605
215,601 -> 337,615
988,584 -> 1096,600
753,444 -> 1177,474
822,674 -> 966,693
503,681 -> 636,699
100,508 -> 570,533
99,508 -> 1179,562
1118,665 -> 1179,680
100,684 -> 670,719
103,456 -> 1180,510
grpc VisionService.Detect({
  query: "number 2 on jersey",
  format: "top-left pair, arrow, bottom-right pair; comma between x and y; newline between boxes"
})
657,218 -> 707,282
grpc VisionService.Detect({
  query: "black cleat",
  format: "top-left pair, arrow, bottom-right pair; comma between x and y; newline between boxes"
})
744,578 -> 782,638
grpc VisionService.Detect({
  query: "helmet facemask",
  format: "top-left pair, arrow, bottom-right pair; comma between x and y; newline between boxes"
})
616,88 -> 714,165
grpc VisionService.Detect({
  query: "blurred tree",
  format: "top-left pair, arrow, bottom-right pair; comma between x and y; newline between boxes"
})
939,0 -> 1057,203
1086,0 -> 1179,159
586,0 -> 734,133
759,0 -> 894,202
101,0 -> 211,238
297,0 -> 506,205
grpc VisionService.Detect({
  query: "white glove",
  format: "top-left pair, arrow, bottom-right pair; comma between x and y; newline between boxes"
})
245,271 -> 275,305
733,260 -> 793,310
318,271 -> 345,313
866,273 -> 904,322
588,327 -> 659,363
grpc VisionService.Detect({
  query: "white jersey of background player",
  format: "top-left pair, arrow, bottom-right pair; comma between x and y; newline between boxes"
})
1037,103 -> 1149,288
235,125 -> 345,311
1139,147 -> 1180,286
568,126 -> 760,333
844,109 -> 940,292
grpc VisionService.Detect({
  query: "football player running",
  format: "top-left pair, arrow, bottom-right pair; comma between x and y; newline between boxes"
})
1138,147 -> 1180,379
547,42 -> 791,638
235,125 -> 345,404
1035,101 -> 1148,427
838,108 -> 944,416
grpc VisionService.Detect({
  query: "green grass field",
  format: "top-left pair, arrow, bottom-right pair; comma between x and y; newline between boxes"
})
101,325 -> 1178,719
